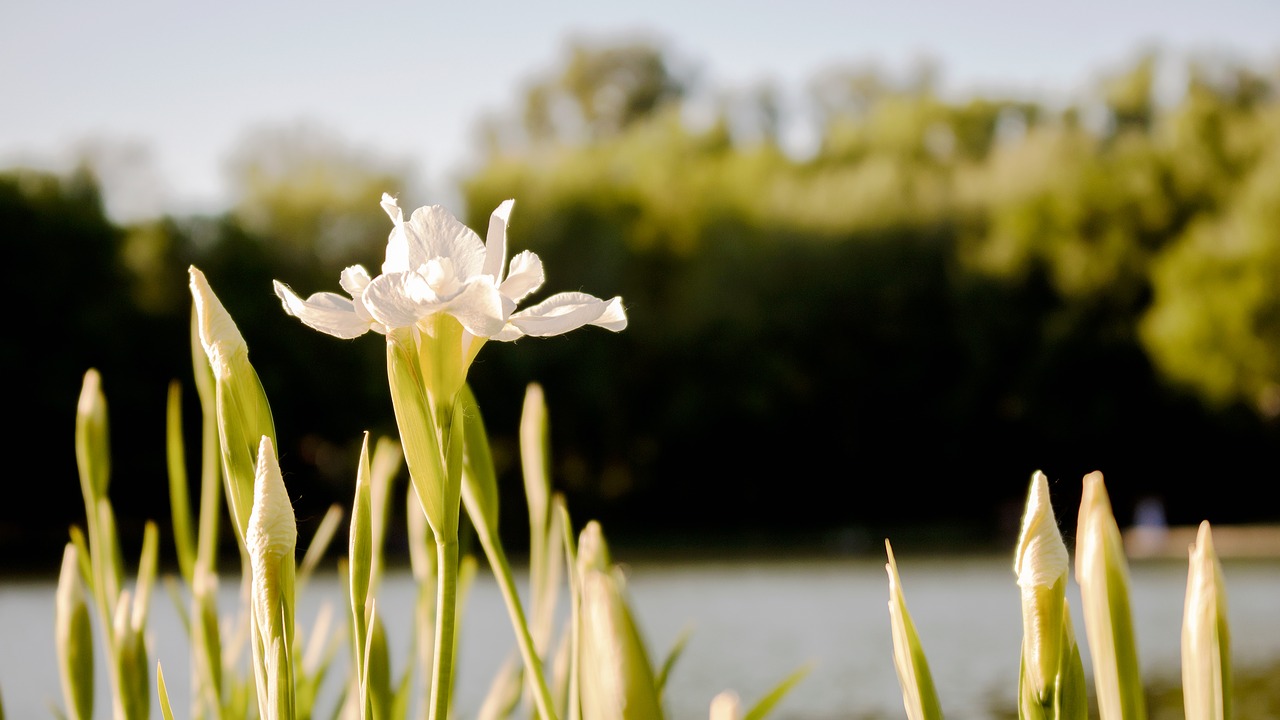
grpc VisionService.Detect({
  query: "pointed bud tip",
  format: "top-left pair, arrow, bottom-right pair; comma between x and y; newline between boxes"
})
247,436 -> 297,563
1014,470 -> 1068,588
188,266 -> 246,378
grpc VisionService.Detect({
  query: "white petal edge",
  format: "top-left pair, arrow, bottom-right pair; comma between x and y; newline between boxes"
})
381,194 -> 411,275
483,199 -> 514,281
405,204 -> 487,277
362,272 -> 435,329
500,250 -> 545,305
274,280 -> 374,340
496,292 -> 628,341
441,280 -> 507,338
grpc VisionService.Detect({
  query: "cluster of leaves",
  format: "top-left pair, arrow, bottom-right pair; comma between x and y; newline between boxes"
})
43,281 -> 808,720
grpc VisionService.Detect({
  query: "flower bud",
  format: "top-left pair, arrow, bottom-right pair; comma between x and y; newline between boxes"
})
189,266 -> 246,381
578,568 -> 662,720
245,435 -> 297,720
709,690 -> 741,720
75,368 -> 111,501
1014,471 -> 1070,700
1074,471 -> 1145,720
56,543 -> 94,720
189,265 -> 277,544
1182,520 -> 1232,720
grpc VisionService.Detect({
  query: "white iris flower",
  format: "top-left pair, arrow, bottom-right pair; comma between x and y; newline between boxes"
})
273,194 -> 627,350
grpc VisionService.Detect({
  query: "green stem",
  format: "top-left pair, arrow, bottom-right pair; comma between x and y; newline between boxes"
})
429,539 -> 459,720
477,527 -> 559,720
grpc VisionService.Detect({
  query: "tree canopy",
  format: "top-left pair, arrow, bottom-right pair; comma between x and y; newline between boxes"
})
4,42 -> 1280,570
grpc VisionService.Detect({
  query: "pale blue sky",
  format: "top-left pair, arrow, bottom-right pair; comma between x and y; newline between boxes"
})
2,0 -> 1277,221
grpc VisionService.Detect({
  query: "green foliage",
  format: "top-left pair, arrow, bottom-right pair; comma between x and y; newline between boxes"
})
6,43 -> 1280,578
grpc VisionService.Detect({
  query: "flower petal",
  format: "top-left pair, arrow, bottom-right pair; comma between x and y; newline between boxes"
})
380,194 -> 411,274
338,265 -> 373,297
482,199 -> 514,281
363,272 -> 435,329
500,250 -> 545,306
274,280 -> 374,340
441,280 -> 506,338
405,205 -> 487,277
497,292 -> 628,341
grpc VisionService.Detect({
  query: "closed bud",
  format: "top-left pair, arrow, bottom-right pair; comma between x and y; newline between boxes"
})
1074,471 -> 1145,720
75,368 -> 111,501
1014,471 -> 1070,702
709,690 -> 741,720
578,569 -> 662,720
189,265 -> 277,544
1182,521 -> 1232,720
246,435 -> 297,720
56,544 -> 94,720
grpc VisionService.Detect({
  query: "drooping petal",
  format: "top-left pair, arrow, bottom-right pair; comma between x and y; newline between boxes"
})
500,250 -> 545,307
482,199 -> 514,281
439,279 -> 507,339
404,204 -> 488,277
497,292 -> 628,341
274,280 -> 374,340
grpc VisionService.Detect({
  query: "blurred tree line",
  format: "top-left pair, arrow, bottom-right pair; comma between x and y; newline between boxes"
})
4,42 -> 1280,572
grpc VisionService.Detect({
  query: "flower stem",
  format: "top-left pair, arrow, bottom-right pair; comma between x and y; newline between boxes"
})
429,538 -> 459,720
476,526 -> 559,720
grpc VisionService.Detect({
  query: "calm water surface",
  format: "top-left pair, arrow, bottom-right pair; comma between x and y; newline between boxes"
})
3,554 -> 1278,719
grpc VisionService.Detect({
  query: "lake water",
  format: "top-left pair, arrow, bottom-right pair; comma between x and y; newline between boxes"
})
2,553 -> 1278,719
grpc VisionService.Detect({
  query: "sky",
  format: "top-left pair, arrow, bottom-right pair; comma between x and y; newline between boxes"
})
3,0 -> 1278,222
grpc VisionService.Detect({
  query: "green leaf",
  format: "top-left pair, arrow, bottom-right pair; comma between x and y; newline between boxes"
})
369,435 -> 403,591
56,544 -> 93,720
742,662 -> 812,720
350,434 -> 374,715
299,503 -> 345,592
459,384 -> 501,534
654,625 -> 692,697
365,605 -> 393,720
476,651 -> 524,720
886,540 -> 944,720
387,331 -> 452,540
165,380 -> 196,583
157,664 -> 175,720
521,382 -> 552,574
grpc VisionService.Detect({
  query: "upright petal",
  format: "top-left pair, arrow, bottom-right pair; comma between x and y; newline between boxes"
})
339,265 -> 373,296
381,194 -> 411,274
500,251 -> 545,307
482,199 -> 515,281
405,204 -> 488,277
